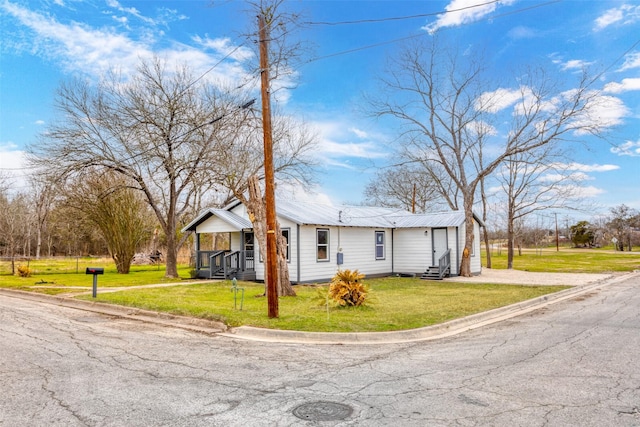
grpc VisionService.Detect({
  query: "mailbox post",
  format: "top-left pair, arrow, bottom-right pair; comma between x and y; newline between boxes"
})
86,267 -> 104,298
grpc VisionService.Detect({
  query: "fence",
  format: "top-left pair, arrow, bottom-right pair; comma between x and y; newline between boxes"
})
1,256 -> 114,276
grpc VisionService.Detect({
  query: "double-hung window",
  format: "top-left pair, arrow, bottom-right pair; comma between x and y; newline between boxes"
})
316,229 -> 329,262
375,231 -> 385,260
258,228 -> 290,262
281,228 -> 290,261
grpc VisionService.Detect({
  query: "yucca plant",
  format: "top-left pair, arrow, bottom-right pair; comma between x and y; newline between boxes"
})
328,269 -> 370,307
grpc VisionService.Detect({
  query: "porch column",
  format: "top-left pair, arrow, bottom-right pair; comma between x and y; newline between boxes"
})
195,233 -> 201,269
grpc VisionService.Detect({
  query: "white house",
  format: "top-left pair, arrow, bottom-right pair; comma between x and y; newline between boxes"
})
182,200 -> 484,283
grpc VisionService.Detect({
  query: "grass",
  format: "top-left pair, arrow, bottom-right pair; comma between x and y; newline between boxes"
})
486,247 -> 640,273
0,257 -> 192,292
2,249 -> 637,332
77,277 -> 568,332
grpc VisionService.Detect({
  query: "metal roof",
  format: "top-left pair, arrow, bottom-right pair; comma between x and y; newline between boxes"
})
183,200 -> 482,232
275,200 -> 402,227
181,208 -> 252,232
275,200 -> 480,229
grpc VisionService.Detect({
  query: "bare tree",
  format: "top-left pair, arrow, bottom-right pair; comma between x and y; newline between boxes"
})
63,171 -> 155,273
217,112 -> 317,296
27,174 -> 58,259
370,39 -> 606,276
29,58 -> 252,278
363,164 -> 448,213
0,191 -> 29,272
497,147 -> 584,268
608,204 -> 638,251
210,0 -> 316,297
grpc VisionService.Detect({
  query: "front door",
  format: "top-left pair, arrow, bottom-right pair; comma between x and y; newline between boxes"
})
432,228 -> 448,265
243,232 -> 254,260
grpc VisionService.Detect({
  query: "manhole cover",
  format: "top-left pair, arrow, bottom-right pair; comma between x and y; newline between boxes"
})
292,401 -> 353,421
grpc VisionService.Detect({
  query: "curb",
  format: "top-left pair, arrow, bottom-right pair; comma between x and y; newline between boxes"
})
2,272 -> 637,345
0,288 -> 227,335
220,272 -> 639,345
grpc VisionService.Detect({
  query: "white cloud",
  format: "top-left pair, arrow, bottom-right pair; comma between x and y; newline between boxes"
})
571,94 -> 628,135
560,59 -> 594,71
475,87 -> 528,113
34,120 -> 45,125
319,140 -> 386,159
349,127 -> 368,139
105,0 -> 156,25
594,4 -> 640,30
423,0 -> 516,33
310,120 -> 389,170
0,144 -> 28,191
552,163 -> 620,173
618,52 -> 640,71
562,185 -> 605,198
611,139 -> 640,157
603,78 -> 640,94
1,1 -> 255,94
276,182 -> 334,206
192,36 -> 254,62
539,172 -> 593,183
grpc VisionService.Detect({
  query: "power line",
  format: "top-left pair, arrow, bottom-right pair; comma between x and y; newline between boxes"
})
304,0 -> 502,26
298,0 -> 561,66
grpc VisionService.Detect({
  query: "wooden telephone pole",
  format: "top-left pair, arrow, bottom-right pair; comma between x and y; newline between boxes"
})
258,13 -> 279,318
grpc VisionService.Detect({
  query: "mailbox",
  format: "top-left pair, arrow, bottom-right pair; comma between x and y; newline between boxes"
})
86,267 -> 104,298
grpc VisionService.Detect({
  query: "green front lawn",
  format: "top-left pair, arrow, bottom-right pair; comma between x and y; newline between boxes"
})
485,248 -> 640,272
0,259 -> 191,291
77,277 -> 568,332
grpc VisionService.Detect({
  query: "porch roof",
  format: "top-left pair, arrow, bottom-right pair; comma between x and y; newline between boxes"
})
182,208 -> 252,232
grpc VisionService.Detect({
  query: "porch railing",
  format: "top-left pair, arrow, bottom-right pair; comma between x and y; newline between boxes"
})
196,250 -> 225,270
437,249 -> 451,279
224,250 -> 255,278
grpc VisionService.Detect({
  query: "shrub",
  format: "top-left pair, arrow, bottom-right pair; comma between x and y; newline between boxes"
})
16,265 -> 31,278
328,269 -> 370,307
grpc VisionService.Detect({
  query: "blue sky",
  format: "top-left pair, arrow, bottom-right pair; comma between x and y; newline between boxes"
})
1,0 -> 639,221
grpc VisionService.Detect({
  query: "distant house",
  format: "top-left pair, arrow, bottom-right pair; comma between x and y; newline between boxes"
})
182,200 -> 483,283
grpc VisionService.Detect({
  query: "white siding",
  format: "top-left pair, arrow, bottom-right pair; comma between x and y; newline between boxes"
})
471,220 -> 482,274
196,216 -> 238,234
392,229 -> 432,274
447,227 -> 459,276
230,233 -> 242,252
291,225 -> 393,283
254,217 -> 299,282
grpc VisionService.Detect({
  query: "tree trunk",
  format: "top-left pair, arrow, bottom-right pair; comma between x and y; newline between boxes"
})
460,200 -> 475,277
164,227 -> 179,278
483,226 -> 491,269
36,225 -> 42,260
506,219 -> 514,269
245,175 -> 295,296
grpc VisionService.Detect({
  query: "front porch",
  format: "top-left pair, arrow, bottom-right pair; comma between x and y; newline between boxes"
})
195,250 -> 256,281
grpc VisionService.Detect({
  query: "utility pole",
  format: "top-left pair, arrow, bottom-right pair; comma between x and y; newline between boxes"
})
412,183 -> 416,214
258,13 -> 279,318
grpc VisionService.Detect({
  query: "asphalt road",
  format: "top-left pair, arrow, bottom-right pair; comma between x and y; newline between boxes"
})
1,275 -> 639,427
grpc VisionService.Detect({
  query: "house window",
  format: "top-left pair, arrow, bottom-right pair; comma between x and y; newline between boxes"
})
375,231 -> 385,260
244,232 -> 254,261
316,228 -> 329,262
258,229 -> 290,262
281,228 -> 290,261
